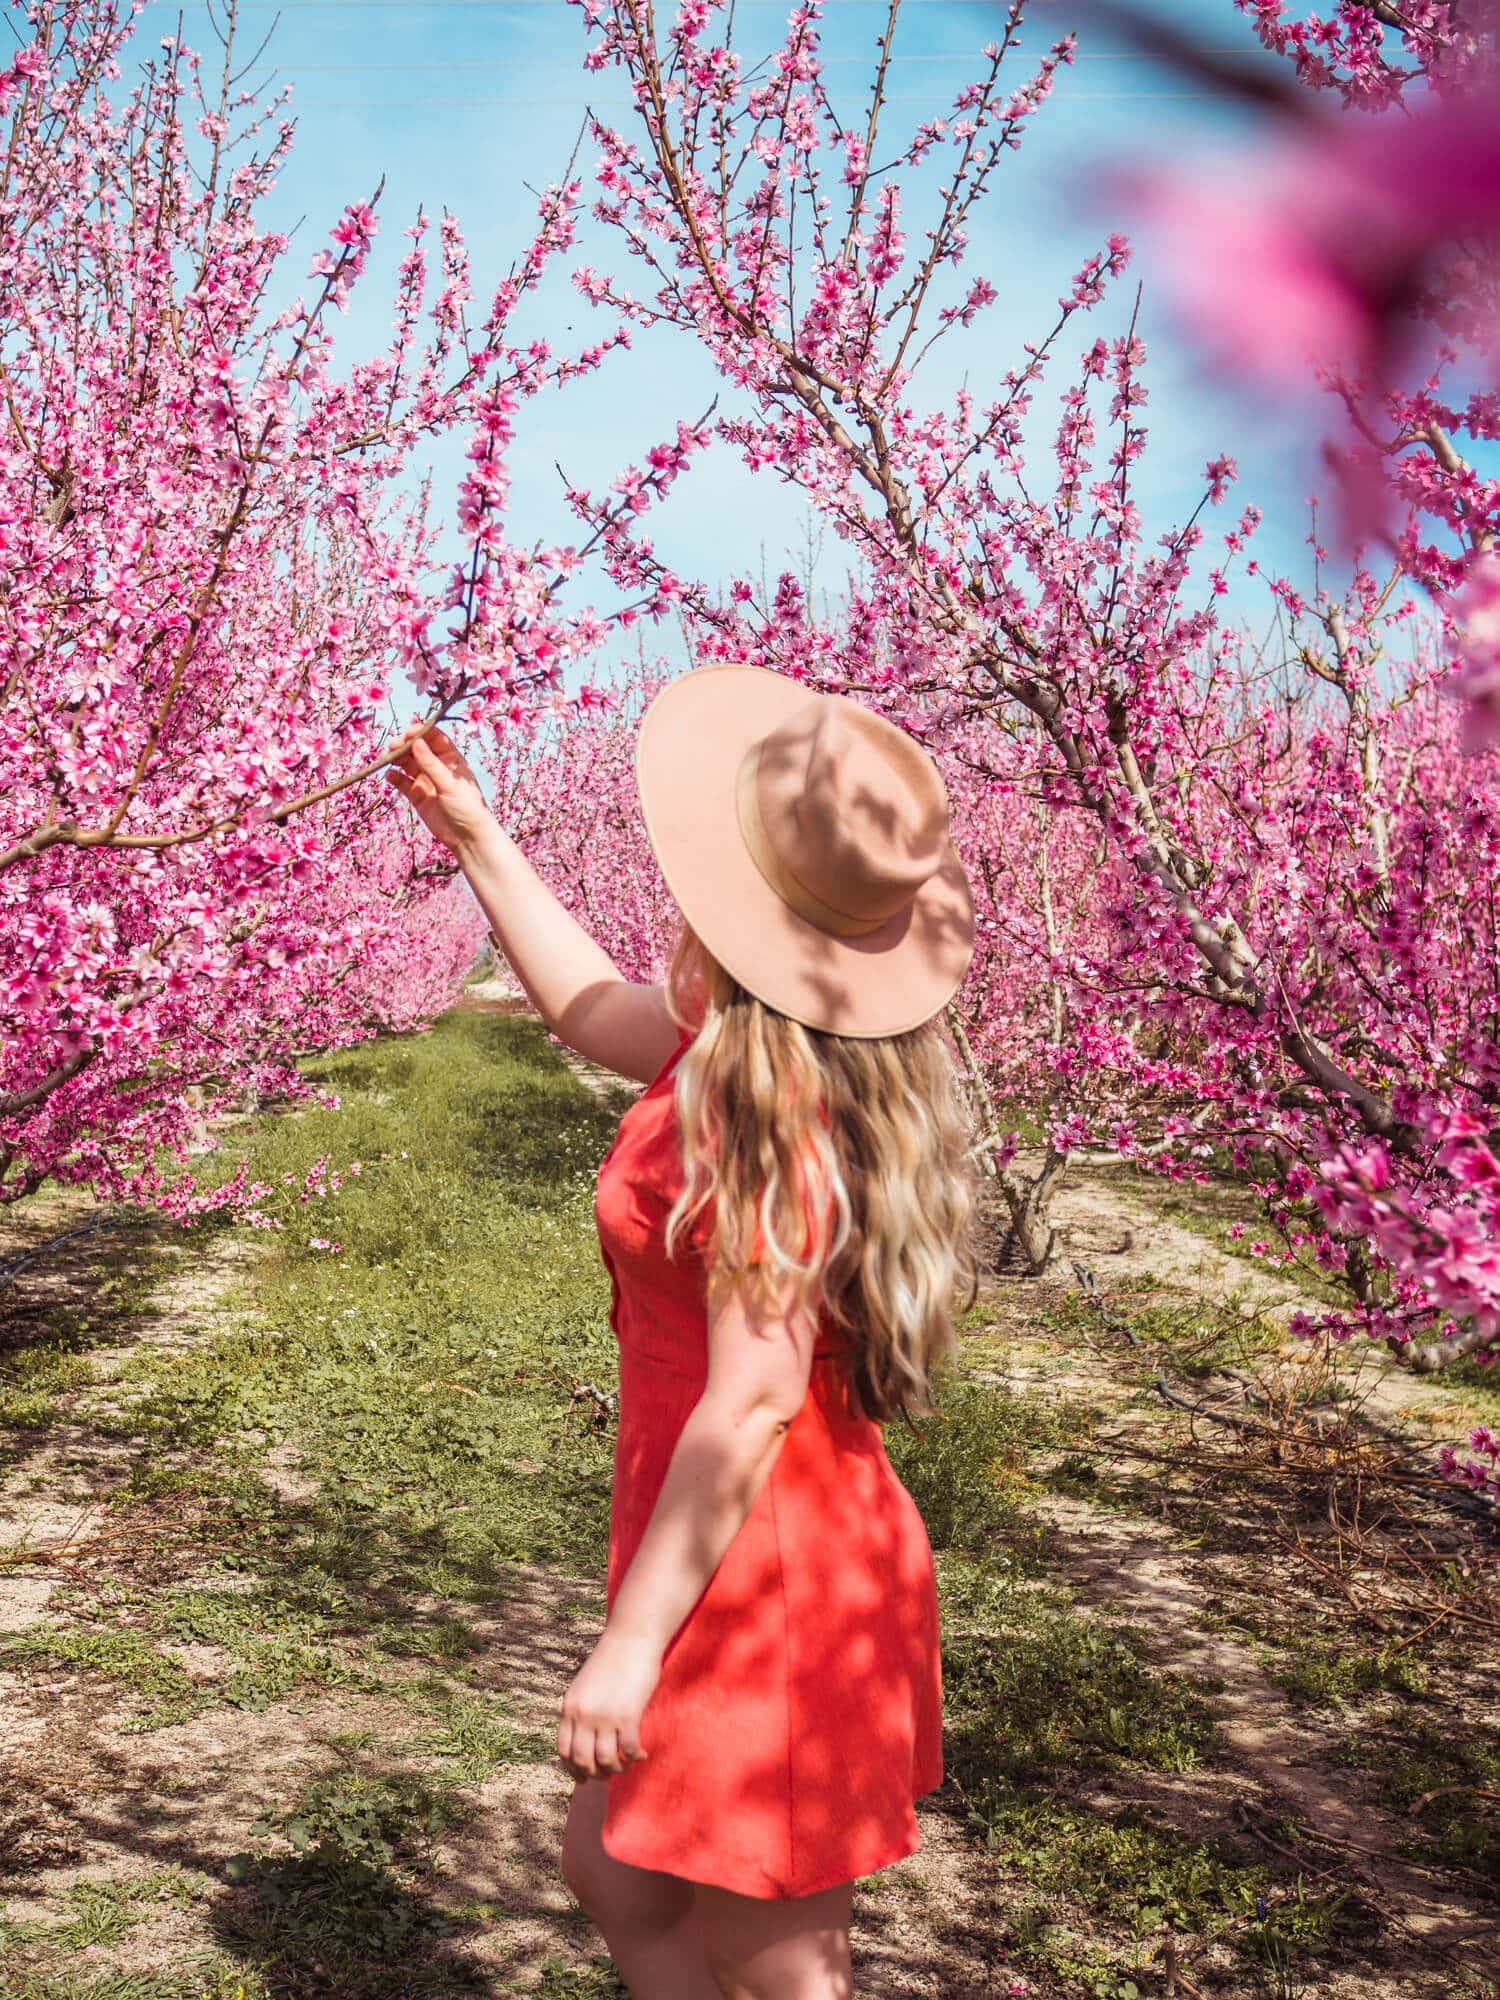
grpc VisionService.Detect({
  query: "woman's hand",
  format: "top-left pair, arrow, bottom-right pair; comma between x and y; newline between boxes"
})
385,724 -> 495,854
557,1628 -> 661,1780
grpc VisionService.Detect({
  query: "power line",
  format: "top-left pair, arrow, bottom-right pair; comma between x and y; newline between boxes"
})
292,89 -> 1228,107
277,51 -> 1281,70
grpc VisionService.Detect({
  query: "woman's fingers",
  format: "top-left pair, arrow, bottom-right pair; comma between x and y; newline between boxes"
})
559,1711 -> 601,1778
559,1682 -> 646,1780
571,1723 -> 598,1778
406,733 -> 449,784
557,1718 -> 635,1778
593,1726 -> 622,1776
387,724 -> 430,764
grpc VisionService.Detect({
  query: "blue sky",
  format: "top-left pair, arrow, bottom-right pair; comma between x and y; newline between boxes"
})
159,0 -> 1325,676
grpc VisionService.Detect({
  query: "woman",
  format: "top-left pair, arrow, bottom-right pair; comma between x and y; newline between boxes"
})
389,664 -> 976,2000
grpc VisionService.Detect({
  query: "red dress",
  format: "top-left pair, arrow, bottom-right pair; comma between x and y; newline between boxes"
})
592,1031 -> 944,1901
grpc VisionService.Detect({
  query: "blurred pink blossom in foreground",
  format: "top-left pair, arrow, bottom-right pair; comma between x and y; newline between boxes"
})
1122,64 -> 1500,749
1127,88 -> 1500,384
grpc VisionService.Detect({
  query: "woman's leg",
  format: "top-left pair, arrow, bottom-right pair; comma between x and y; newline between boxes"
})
695,1878 -> 855,2000
560,1777 -> 720,1999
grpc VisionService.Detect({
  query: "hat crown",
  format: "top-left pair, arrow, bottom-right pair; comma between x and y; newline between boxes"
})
744,698 -> 951,933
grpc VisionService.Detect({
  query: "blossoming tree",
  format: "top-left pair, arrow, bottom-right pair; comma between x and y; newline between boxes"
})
0,0 -> 650,1208
552,0 -> 1500,1404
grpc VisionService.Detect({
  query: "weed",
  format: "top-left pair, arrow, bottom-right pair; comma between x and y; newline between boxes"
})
1043,1281 -> 1286,1383
0,1344 -> 93,1430
219,1631 -> 361,1712
886,1370 -> 1082,1556
1269,1636 -> 1429,1707
243,1764 -> 467,1874
943,1610 -> 1218,1806
0,1972 -> 269,2000
218,1762 -> 483,1987
1450,1355 -> 1500,1410
1337,1716 -> 1500,1880
986,1801 -> 1264,1940
2,1872 -> 214,1955
535,1958 -> 630,1997
402,1689 -> 547,1780
0,1625 -> 205,1730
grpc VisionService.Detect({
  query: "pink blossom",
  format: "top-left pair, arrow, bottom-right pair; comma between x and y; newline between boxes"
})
1126,89 -> 1500,384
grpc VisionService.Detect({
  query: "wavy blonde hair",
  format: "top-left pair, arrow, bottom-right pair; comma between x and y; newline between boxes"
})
662,924 -> 977,1425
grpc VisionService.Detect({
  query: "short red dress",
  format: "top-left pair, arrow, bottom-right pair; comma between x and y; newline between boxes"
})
591,1030 -> 944,1901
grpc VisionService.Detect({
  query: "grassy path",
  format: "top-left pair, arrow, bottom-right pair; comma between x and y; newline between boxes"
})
0,1010 -> 1496,1999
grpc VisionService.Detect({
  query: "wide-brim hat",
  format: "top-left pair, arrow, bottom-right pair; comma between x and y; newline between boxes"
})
635,665 -> 975,1038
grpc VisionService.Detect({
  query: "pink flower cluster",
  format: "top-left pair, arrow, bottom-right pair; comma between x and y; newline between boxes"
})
1439,1427 -> 1500,1505
1451,555 -> 1500,750
1234,0 -> 1491,109
493,665 -> 681,984
1118,13 -> 1500,747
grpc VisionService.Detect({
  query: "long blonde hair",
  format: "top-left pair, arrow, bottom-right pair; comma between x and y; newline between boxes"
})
662,924 -> 977,1425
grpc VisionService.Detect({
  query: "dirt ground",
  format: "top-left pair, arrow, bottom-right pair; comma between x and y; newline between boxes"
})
2,1023 -> 1498,1998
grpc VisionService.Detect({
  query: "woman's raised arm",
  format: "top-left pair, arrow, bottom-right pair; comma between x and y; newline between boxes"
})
386,727 -> 678,1084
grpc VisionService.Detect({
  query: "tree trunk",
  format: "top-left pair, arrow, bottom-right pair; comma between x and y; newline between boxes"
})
997,1151 -> 1068,1275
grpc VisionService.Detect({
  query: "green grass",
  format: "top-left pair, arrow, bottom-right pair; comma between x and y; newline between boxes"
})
0,1625 -> 207,1731
0,1259 -> 152,1434
3,1016 -> 625,1732
969,1797 -> 1358,1996
0,1343 -> 93,1432
533,1960 -> 630,1998
0,1010 -> 1471,2000
942,1612 -> 1219,1801
399,1687 -> 550,1780
884,1334 -> 1378,1999
115,1013 -> 625,1589
1268,1636 -> 1430,1708
1039,1281 -> 1289,1385
1448,1353 -> 1500,1412
0,1216 -> 162,1381
213,1756 -> 500,1994
891,1364 -> 1222,1805
0,1871 -> 216,1957
1144,1173 -> 1346,1311
886,1368 -> 1083,1555
1,1015 -> 623,1993
0,1972 -> 269,2000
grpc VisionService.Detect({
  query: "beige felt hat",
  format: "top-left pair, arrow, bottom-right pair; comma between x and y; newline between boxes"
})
635,665 -> 974,1038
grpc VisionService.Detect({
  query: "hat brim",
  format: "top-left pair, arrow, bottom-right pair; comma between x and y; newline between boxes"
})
635,665 -> 975,1039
